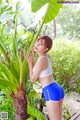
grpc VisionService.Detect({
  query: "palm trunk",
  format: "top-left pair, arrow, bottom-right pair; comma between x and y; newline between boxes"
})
11,83 -> 28,120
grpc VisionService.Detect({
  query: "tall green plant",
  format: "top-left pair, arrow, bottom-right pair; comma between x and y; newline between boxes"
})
0,0 -> 64,120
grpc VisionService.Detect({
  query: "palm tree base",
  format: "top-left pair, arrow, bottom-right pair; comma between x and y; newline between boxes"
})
15,113 -> 27,120
11,83 -> 28,120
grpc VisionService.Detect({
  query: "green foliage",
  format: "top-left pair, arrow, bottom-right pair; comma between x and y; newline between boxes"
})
31,0 -> 63,24
56,6 -> 80,40
27,104 -> 46,120
0,4 -> 14,24
26,81 -> 46,120
20,58 -> 29,83
26,81 -> 42,108
0,2 -> 32,95
0,0 -> 2,4
18,30 -> 35,53
50,39 -> 80,93
63,106 -> 71,120
0,92 -> 15,120
27,117 -> 34,120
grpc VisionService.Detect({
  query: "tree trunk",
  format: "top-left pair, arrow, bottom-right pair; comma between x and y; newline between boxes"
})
11,83 -> 28,120
53,18 -> 56,38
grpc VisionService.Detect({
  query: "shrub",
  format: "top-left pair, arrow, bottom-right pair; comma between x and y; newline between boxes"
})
0,92 -> 15,120
50,39 -> 80,93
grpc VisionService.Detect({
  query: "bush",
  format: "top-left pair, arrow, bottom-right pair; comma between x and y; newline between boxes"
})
0,92 -> 15,120
50,39 -> 80,93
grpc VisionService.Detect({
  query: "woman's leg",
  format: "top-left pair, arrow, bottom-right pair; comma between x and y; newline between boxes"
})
46,101 -> 60,120
59,99 -> 64,120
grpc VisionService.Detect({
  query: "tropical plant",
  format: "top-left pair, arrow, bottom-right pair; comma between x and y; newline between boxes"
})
0,0 -> 64,120
0,92 -> 15,120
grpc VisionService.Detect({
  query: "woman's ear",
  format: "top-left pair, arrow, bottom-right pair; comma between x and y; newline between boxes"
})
44,48 -> 48,52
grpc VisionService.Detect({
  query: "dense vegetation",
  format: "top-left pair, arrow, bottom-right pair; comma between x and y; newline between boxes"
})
50,39 -> 80,93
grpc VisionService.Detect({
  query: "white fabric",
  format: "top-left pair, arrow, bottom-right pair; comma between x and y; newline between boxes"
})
33,56 -> 52,78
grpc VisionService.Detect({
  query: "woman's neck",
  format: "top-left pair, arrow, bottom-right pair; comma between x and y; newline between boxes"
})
38,53 -> 46,57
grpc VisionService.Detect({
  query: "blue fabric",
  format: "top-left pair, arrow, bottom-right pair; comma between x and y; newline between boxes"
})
42,82 -> 65,101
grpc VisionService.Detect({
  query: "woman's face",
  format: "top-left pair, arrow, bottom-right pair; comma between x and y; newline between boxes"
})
34,39 -> 48,53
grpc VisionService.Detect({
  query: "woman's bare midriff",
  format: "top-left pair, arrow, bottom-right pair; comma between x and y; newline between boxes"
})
39,74 -> 55,88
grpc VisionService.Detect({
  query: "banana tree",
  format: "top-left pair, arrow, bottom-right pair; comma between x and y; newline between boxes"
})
0,0 -> 64,120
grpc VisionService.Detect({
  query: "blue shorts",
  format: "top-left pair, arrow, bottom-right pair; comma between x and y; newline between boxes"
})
42,82 -> 65,102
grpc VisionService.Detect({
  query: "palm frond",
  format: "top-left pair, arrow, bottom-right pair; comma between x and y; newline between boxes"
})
0,62 -> 19,87
20,58 -> 29,83
0,78 -> 17,92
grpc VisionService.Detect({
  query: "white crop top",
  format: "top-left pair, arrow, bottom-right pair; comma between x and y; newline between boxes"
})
33,56 -> 52,78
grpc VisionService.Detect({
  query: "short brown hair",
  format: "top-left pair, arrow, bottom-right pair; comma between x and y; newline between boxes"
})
38,35 -> 53,52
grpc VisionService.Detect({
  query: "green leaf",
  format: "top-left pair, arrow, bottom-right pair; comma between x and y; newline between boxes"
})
12,2 -> 20,58
10,61 -> 20,82
27,104 -> 46,120
12,34 -> 18,58
0,0 -> 2,4
28,90 -> 40,104
0,62 -> 19,88
21,58 -> 29,83
0,5 -> 14,23
0,62 -> 11,80
27,117 -> 34,120
0,78 -> 16,92
31,0 -> 48,12
31,0 -> 63,23
2,87 -> 12,99
0,42 -> 6,55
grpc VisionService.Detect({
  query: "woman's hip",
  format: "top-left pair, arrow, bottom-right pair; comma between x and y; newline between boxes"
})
42,82 -> 65,102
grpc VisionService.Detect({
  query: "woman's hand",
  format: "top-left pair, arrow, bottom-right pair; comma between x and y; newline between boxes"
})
27,51 -> 34,65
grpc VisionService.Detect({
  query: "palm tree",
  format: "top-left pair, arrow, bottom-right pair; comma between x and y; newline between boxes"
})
0,0 -> 64,120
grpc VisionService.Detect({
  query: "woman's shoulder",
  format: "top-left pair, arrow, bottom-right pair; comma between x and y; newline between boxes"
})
37,55 -> 49,66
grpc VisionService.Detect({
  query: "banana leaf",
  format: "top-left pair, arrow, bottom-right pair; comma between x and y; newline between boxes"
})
28,104 -> 46,120
31,0 -> 64,24
20,58 -> 29,83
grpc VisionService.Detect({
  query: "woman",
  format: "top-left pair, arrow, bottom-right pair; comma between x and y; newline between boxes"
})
27,35 -> 64,120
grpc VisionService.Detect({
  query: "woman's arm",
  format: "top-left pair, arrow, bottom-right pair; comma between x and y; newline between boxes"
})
29,60 -> 43,82
27,51 -> 34,80
28,63 -> 33,82
27,55 -> 46,83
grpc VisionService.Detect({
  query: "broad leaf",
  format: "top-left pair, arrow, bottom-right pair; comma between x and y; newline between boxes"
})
10,61 -> 20,81
0,62 -> 19,88
21,58 -> 29,83
0,42 -> 7,55
31,0 -> 63,23
0,62 -> 12,80
0,78 -> 16,92
0,0 -> 2,4
27,116 -> 35,120
28,104 -> 46,120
